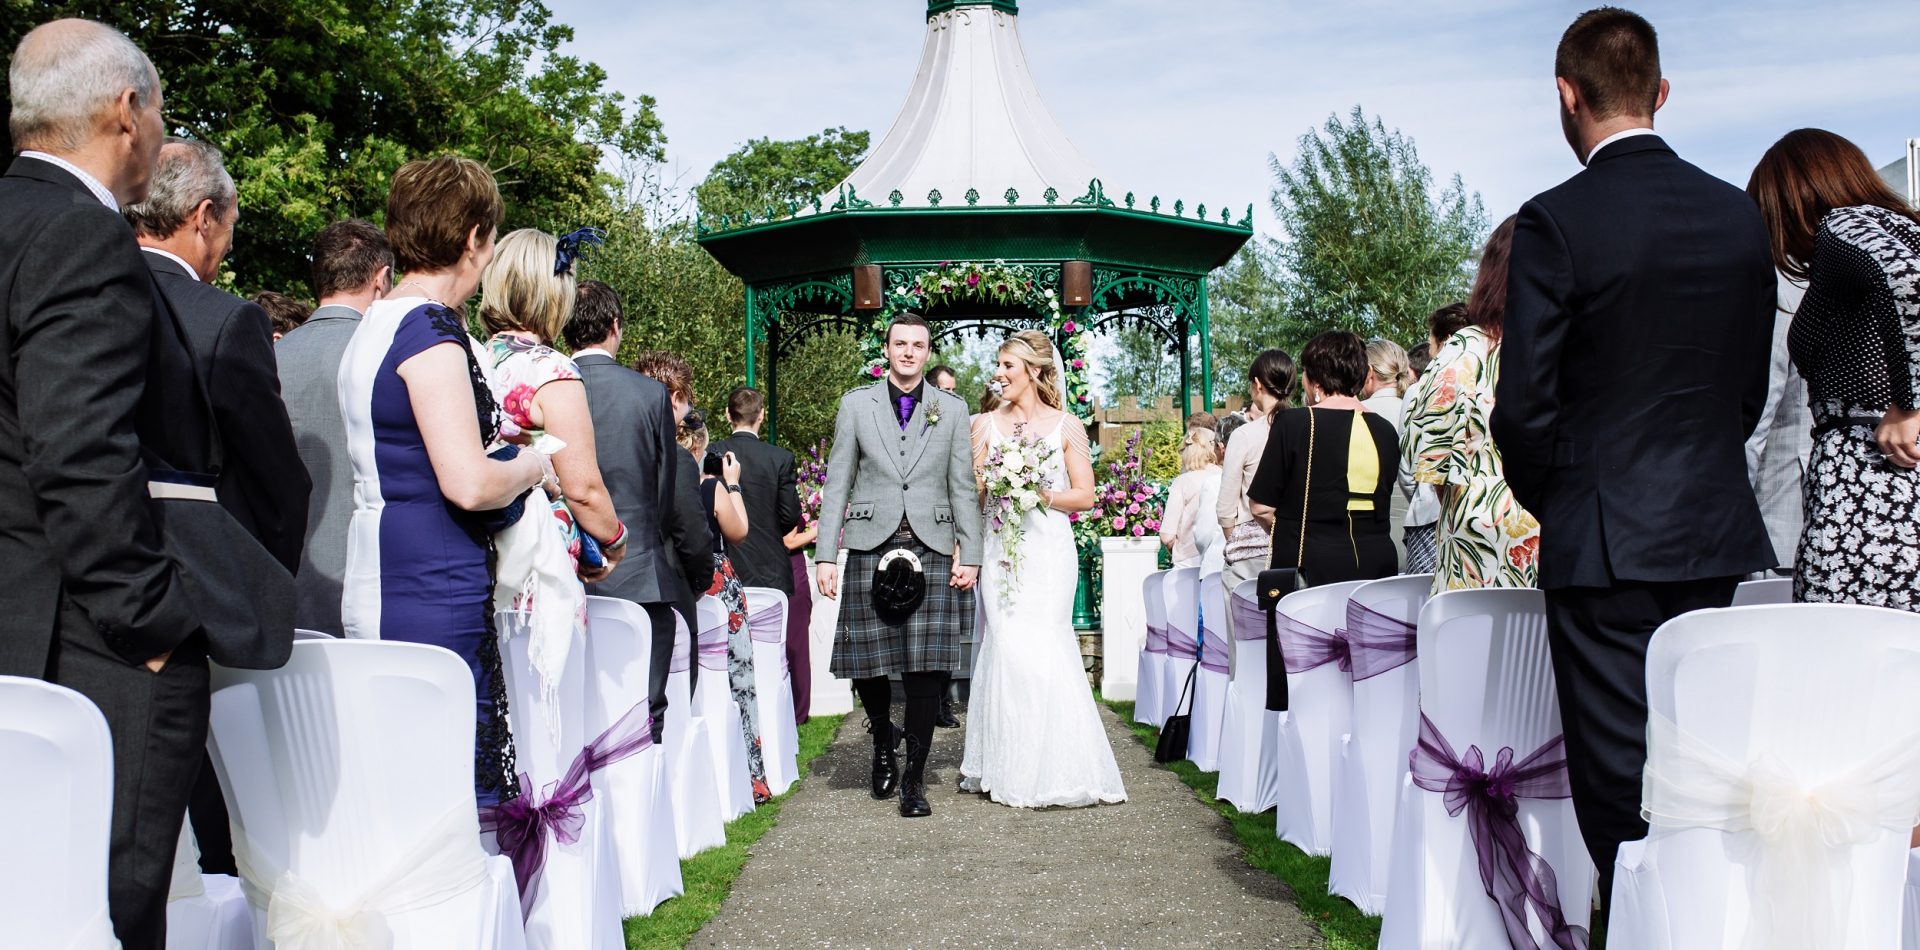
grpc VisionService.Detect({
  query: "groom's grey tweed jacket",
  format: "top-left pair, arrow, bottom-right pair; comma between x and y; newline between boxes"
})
815,381 -> 982,565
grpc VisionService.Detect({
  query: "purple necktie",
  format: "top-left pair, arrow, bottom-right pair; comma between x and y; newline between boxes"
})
897,395 -> 914,429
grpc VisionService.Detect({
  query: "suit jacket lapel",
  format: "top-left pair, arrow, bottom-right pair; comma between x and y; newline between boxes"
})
901,395 -> 937,477
869,383 -> 908,479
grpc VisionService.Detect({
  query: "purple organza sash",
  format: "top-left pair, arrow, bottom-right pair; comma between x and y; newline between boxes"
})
1346,600 -> 1417,682
1408,713 -> 1589,950
1276,612 -> 1350,675
669,624 -> 691,674
1200,614 -> 1230,673
696,619 -> 728,671
479,700 -> 654,918
746,600 -> 784,645
1230,590 -> 1266,641
1145,621 -> 1170,654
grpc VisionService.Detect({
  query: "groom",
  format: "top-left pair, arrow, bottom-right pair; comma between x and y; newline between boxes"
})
816,312 -> 982,817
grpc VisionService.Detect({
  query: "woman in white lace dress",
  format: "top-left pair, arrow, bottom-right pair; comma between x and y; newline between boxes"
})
960,330 -> 1126,808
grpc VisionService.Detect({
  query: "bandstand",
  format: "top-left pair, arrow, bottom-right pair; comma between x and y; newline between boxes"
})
696,0 -> 1252,440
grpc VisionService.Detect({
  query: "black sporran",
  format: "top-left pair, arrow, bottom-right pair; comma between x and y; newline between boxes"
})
871,548 -> 927,624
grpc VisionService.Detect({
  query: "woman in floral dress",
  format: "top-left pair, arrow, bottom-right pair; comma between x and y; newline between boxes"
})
1402,216 -> 1541,592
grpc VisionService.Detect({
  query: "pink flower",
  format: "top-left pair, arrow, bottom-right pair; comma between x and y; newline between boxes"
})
1111,516 -> 1126,530
1133,492 -> 1147,502
1063,320 -> 1078,333
870,365 -> 885,378
967,272 -> 980,287
1128,502 -> 1141,514
1088,507 -> 1104,519
1072,359 -> 1085,370
1067,512 -> 1080,523
502,383 -> 537,427
1131,525 -> 1146,537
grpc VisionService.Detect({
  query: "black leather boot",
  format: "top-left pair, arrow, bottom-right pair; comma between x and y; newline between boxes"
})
869,719 -> 903,799
936,695 -> 960,728
899,733 -> 932,817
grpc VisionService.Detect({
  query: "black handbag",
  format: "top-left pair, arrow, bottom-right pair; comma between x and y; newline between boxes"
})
1154,661 -> 1199,763
1257,407 -> 1316,710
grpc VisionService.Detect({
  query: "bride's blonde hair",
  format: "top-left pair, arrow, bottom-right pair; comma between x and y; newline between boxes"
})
998,330 -> 1063,410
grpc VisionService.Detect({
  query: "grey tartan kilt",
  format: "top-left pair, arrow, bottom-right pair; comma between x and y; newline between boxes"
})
831,533 -> 971,680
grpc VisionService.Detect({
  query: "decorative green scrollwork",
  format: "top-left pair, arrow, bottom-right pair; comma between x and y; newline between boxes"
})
1220,207 -> 1231,224
1088,266 -> 1203,327
1196,203 -> 1206,222
696,216 -> 711,237
1124,192 -> 1135,209
965,187 -> 980,207
1173,200 -> 1184,217
1043,186 -> 1059,205
927,188 -> 943,207
764,205 -> 777,222
1150,196 -> 1161,213
1004,187 -> 1020,205
1071,178 -> 1116,208
888,189 -> 904,207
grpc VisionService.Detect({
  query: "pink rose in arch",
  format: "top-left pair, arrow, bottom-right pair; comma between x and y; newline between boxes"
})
870,365 -> 886,378
1063,320 -> 1078,333
1072,359 -> 1085,370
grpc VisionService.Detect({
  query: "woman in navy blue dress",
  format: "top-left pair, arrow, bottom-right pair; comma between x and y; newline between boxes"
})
337,156 -> 553,805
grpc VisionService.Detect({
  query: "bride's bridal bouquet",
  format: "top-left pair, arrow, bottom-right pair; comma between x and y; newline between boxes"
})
981,432 -> 1059,593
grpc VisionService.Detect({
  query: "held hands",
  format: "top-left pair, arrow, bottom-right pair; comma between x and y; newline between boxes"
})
1877,408 -> 1920,469
950,564 -> 978,590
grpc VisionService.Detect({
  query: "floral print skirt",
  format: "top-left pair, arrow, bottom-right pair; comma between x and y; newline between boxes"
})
1796,429 -> 1919,613
710,554 -> 771,802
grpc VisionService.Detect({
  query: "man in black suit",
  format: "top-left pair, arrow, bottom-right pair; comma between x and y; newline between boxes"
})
1,20 -> 215,948
127,138 -> 309,573
1490,8 -> 1777,900
567,282 -> 711,738
711,388 -> 801,591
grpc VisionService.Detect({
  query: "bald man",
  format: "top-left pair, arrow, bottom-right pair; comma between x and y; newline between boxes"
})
1,19 -> 216,947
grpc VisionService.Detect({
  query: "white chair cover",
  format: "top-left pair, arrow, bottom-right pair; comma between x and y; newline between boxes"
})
1270,580 -> 1367,856
663,612 -> 727,858
693,596 -> 756,820
1216,579 -> 1282,813
1329,574 -> 1432,915
0,676 -> 118,949
1903,848 -> 1920,950
1609,604 -> 1920,950
167,822 -> 253,950
1186,571 -> 1232,772
292,629 -> 335,640
743,587 -> 800,796
204,641 -> 526,950
1731,578 -> 1792,607
1159,567 -> 1203,731
581,596 -> 683,917
499,609 -> 625,950
1378,588 -> 1593,950
1134,570 -> 1170,726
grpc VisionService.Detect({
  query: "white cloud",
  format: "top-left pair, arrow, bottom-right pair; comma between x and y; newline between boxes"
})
555,0 -> 1916,237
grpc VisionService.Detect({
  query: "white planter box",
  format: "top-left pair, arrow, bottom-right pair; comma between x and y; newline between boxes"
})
1098,536 -> 1162,701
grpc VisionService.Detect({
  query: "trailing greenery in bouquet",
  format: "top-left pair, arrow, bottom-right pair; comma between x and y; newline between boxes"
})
981,431 -> 1061,600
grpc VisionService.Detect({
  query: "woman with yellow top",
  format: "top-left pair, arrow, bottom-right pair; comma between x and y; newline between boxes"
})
1248,330 -> 1401,589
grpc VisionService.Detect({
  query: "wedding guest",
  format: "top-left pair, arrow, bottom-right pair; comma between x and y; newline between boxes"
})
635,349 -> 719,695
679,409 -> 771,801
1249,330 -> 1399,587
277,218 -> 393,635
1,20 -> 213,945
930,364 -> 958,393
1216,349 -> 1294,590
1743,273 -> 1809,577
253,290 -> 310,341
1360,338 -> 1413,435
1748,128 -> 1920,611
1407,342 -> 1433,381
1405,218 -> 1539,592
337,155 -> 552,806
1490,8 -> 1776,900
477,228 -> 623,586
1160,428 -> 1222,568
710,387 -> 808,718
128,137 -> 309,574
1399,302 -> 1474,576
568,282 -> 701,739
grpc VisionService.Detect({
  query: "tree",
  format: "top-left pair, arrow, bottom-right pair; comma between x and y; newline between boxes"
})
692,127 -> 871,222
1,0 -> 663,293
1270,106 -> 1487,347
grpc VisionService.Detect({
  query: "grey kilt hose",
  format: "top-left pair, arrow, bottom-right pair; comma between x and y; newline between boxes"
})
832,528 -> 971,679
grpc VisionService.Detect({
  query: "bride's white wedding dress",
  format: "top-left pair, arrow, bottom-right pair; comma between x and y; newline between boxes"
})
960,412 -> 1126,808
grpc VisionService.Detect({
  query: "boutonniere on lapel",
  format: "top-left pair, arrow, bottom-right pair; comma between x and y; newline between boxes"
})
924,404 -> 942,429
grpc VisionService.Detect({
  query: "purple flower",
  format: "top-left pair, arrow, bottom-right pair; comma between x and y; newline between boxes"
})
967,272 -> 980,287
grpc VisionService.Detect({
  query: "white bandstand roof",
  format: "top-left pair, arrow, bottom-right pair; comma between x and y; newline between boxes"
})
837,3 -> 1102,206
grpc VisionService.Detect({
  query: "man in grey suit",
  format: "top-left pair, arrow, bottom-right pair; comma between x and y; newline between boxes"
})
1746,275 -> 1812,574
568,281 -> 712,739
815,312 -> 981,817
275,219 -> 393,634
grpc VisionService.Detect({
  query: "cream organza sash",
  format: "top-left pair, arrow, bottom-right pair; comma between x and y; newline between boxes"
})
1641,713 -> 1920,949
232,804 -> 491,950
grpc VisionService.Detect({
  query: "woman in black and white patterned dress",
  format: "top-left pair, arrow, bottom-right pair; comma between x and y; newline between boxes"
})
1749,129 -> 1920,611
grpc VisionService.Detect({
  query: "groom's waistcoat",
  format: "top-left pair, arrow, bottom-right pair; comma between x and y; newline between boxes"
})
815,381 -> 982,565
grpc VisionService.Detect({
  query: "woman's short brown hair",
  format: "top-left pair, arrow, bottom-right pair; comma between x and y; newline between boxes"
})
633,349 -> 695,406
385,155 -> 504,273
1298,330 -> 1369,398
1748,128 -> 1919,281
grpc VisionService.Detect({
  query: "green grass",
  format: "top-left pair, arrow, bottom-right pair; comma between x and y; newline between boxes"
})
1103,698 -> 1383,950
623,713 -> 846,950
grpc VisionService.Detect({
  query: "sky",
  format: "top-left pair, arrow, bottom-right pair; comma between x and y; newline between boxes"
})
548,0 -> 1917,237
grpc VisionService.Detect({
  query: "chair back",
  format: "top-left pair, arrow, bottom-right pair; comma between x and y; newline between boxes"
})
294,628 -> 335,640
1347,574 -> 1431,682
743,588 -> 789,647
696,596 -> 729,672
1415,588 -> 1558,770
1142,569 -> 1170,653
1731,577 -> 1792,607
583,595 -> 654,734
1164,566 -> 1202,659
1199,571 -> 1230,673
1274,579 -> 1369,676
206,640 -> 480,909
669,606 -> 693,674
0,677 -> 114,948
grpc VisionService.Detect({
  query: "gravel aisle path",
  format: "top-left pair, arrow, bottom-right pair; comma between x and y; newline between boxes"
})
689,702 -> 1321,949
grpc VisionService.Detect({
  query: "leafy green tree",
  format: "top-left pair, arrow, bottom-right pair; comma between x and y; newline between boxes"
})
1270,106 -> 1487,347
1,0 -> 663,293
692,127 -> 871,223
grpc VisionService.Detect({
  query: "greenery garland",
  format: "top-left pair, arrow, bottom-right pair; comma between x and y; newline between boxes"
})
858,260 -> 1094,421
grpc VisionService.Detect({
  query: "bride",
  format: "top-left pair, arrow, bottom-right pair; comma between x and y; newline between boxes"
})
960,330 -> 1126,807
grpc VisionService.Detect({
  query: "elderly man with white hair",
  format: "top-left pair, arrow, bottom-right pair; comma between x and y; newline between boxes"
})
0,19 -> 218,949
